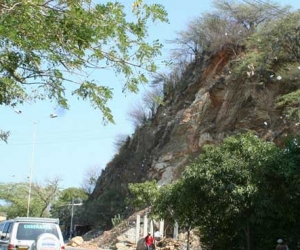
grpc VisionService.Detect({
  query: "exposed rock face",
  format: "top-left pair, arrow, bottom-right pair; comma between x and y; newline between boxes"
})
91,48 -> 300,202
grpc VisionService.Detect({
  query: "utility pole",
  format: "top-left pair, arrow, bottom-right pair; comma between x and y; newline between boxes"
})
69,198 -> 74,240
68,199 -> 83,241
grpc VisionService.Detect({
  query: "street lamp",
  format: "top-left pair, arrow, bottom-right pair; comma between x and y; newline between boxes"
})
14,109 -> 22,114
26,113 -> 58,217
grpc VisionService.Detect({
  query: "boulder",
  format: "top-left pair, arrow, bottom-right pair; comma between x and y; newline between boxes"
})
136,238 -> 146,250
68,236 -> 84,247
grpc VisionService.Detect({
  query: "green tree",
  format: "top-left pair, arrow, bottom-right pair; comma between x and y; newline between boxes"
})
152,181 -> 198,250
272,135 -> 300,248
0,182 -> 28,218
152,133 -> 300,250
31,177 -> 62,217
185,133 -> 279,250
240,10 -> 299,73
171,0 -> 289,62
50,187 -> 88,230
230,9 -> 300,123
127,180 -> 160,210
0,178 -> 63,218
0,0 -> 168,140
212,0 -> 287,32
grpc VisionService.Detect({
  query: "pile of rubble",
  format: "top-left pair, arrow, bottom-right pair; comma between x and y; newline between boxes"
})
68,209 -> 201,250
76,233 -> 200,250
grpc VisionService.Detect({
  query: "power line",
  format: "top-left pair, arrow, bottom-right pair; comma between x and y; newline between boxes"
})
254,0 -> 289,14
242,0 -> 289,16
0,135 -> 115,146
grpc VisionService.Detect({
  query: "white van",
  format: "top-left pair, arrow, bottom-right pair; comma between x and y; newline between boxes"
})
0,217 -> 65,250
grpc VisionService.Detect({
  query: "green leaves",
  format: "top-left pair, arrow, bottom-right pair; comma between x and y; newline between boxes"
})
0,77 -> 28,105
277,89 -> 300,121
238,10 -> 300,80
50,187 -> 88,228
0,0 -> 168,124
150,132 -> 300,249
0,130 -> 10,143
127,180 -> 160,209
73,82 -> 113,124
0,178 -> 64,218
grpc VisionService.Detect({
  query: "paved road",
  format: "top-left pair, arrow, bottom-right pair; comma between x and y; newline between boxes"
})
66,246 -> 86,250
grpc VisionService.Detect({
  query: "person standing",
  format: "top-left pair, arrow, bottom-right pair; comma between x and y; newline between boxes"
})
276,239 -> 289,250
154,230 -> 162,247
154,230 -> 162,241
144,232 -> 155,250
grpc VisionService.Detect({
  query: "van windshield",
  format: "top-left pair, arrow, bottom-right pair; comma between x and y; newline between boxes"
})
16,223 -> 59,240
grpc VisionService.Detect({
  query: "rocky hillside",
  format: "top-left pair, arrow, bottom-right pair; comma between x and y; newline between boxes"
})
87,4 -> 300,218
90,44 -> 300,204
78,3 -> 300,249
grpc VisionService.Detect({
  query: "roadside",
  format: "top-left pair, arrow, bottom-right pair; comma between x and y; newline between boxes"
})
67,209 -> 201,250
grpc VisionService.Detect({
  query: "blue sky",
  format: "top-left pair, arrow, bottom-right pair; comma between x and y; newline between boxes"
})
0,0 -> 299,189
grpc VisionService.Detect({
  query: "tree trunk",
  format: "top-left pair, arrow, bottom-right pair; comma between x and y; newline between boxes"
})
187,229 -> 190,250
245,223 -> 251,250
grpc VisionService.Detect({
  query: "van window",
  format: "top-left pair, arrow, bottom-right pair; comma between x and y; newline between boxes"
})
16,223 -> 59,240
2,222 -> 12,240
0,221 -> 5,235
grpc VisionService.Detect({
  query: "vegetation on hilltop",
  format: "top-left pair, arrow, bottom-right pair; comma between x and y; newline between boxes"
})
134,0 -> 300,128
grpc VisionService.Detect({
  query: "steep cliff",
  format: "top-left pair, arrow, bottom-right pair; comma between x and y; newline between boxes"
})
90,47 -> 300,207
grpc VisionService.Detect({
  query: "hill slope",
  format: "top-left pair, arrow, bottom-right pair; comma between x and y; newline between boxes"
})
90,47 -> 300,199
86,4 -> 300,232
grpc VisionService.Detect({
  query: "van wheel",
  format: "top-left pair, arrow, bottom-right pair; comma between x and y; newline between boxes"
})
34,233 -> 61,250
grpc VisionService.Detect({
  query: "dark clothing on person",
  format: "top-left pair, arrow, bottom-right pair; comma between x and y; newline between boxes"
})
276,243 -> 288,250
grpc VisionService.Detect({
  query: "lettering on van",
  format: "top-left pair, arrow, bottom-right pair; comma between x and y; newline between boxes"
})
23,225 -> 52,229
